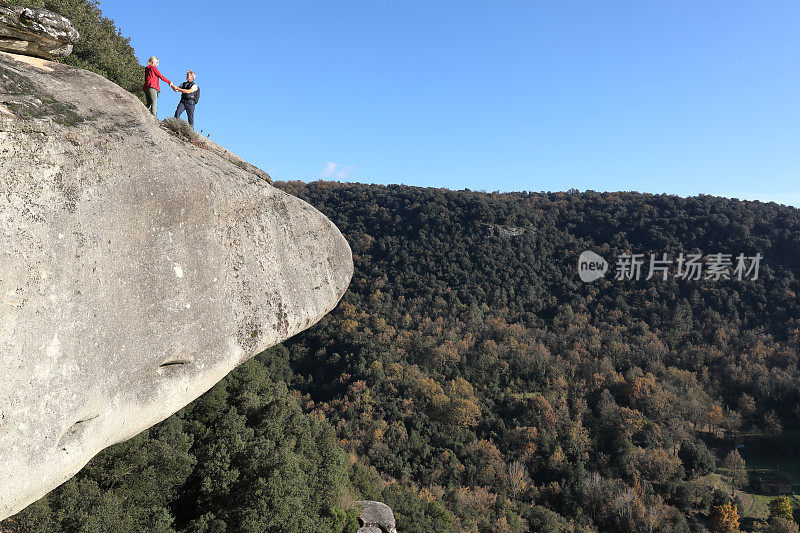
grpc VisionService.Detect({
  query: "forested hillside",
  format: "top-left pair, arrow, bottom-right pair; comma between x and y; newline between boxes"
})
273,183 -> 800,532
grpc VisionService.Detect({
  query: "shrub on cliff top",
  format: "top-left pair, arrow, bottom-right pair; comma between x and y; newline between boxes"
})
162,117 -> 207,148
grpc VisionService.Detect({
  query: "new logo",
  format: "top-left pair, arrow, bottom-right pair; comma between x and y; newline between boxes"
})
578,251 -> 608,282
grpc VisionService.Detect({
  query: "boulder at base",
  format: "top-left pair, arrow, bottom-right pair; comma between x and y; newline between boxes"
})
357,500 -> 398,533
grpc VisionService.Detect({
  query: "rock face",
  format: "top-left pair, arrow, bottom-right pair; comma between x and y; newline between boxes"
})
0,6 -> 79,59
357,501 -> 398,533
0,50 -> 352,520
481,222 -> 528,238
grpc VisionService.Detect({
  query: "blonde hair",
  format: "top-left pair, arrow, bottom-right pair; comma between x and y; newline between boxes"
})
147,56 -> 158,66
186,70 -> 195,77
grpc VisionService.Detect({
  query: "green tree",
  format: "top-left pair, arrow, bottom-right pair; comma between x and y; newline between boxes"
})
381,483 -> 456,533
769,497 -> 795,523
174,361 -> 355,533
12,417 -> 195,532
721,450 -> 747,495
9,361 -> 357,533
679,439 -> 716,478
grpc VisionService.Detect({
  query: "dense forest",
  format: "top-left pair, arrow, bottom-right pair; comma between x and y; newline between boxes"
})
4,1 -> 800,530
271,183 -> 800,533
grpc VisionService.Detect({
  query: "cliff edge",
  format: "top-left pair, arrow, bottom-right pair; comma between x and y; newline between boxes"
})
0,49 -> 352,519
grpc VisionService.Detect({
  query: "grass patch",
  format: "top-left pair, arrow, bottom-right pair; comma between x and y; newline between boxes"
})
704,429 -> 800,526
736,429 -> 800,492
702,472 -> 780,522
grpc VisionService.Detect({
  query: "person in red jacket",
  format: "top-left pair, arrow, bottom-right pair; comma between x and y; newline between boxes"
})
143,56 -> 176,118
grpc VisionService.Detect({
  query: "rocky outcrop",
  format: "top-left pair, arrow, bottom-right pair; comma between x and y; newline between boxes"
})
481,222 -> 529,238
357,501 -> 398,533
0,6 -> 78,59
0,50 -> 352,520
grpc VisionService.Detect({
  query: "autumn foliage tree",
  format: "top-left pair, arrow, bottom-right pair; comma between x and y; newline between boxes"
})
711,502 -> 740,532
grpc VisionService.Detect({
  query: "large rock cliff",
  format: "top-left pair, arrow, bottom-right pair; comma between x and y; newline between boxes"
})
0,50 -> 352,519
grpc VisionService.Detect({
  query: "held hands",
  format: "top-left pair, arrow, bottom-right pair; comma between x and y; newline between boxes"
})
170,83 -> 178,92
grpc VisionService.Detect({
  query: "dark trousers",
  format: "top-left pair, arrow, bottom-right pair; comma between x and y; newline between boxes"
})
175,101 -> 195,127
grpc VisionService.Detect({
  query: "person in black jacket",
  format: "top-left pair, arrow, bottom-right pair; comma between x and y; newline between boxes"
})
173,70 -> 199,127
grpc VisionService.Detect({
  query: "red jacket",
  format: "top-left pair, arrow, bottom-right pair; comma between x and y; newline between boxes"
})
143,65 -> 171,92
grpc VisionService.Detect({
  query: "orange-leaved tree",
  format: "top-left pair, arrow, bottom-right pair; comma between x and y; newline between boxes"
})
711,502 -> 740,532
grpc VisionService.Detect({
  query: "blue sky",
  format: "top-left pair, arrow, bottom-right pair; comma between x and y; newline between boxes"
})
102,1 -> 799,206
